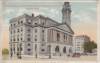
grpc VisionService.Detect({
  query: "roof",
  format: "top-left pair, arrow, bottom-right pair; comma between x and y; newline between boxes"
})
35,14 -> 60,24
9,13 -> 32,23
32,14 -> 74,34
10,14 -> 74,34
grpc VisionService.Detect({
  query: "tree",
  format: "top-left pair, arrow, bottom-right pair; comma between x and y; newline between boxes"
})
83,41 -> 97,53
2,48 -> 9,55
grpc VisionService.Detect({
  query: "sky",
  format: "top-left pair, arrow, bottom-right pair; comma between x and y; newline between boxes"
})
1,1 -> 97,48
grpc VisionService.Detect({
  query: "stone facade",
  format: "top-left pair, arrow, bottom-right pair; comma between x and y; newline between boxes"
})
9,2 -> 74,58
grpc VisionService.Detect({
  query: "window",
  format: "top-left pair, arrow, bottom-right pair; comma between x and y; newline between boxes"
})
35,35 -> 37,37
10,39 -> 12,42
14,30 -> 15,33
17,35 -> 19,38
11,24 -> 12,27
35,38 -> 37,41
27,29 -> 31,32
17,38 -> 19,41
27,34 -> 30,36
13,46 -> 15,53
55,46 -> 59,52
35,23 -> 37,25
27,49 -> 31,51
42,38 -> 45,41
28,43 -> 30,46
35,29 -> 37,33
63,47 -> 66,53
76,48 -> 80,51
64,34 -> 65,39
77,44 -> 80,46
66,35 -> 67,40
47,45 -> 51,52
69,48 -> 72,53
42,30 -> 45,41
21,47 -> 23,51
21,34 -> 23,36
21,21 -> 23,24
27,38 -> 31,41
41,44 -> 45,46
77,42 -> 80,43
17,29 -> 19,32
11,31 -> 12,34
41,49 -> 45,52
21,28 -> 23,31
42,30 -> 44,32
21,38 -> 22,41
18,21 -> 20,24
14,24 -> 15,27
13,38 -> 15,41
57,33 -> 60,41
17,47 -> 19,51
42,22 -> 45,25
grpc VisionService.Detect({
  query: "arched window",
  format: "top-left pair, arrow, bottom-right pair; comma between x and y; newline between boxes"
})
63,47 -> 66,53
55,46 -> 59,52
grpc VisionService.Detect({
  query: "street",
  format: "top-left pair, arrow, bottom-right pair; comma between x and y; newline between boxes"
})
2,55 -> 97,63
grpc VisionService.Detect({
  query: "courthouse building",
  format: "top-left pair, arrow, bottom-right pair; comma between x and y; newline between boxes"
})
9,2 -> 74,58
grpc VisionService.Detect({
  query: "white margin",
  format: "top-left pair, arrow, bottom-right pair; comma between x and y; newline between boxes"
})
0,0 -> 99,63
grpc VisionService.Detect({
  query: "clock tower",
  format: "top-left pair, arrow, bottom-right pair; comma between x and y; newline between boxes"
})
62,2 -> 71,26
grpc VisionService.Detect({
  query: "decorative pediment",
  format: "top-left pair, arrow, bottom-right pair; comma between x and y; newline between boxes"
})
56,23 -> 74,34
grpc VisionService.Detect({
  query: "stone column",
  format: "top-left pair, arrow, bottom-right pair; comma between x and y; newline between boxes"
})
52,29 -> 54,42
